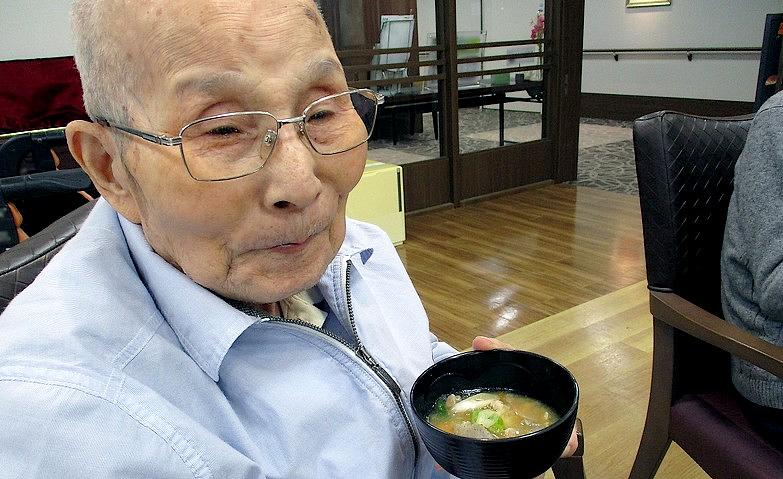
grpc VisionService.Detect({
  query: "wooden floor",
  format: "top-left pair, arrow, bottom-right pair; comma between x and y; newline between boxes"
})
397,184 -> 709,477
398,184 -> 647,350
498,281 -> 709,479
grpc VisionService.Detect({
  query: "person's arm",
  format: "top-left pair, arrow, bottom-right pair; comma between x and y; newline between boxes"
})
733,103 -> 783,322
0,380 -> 202,478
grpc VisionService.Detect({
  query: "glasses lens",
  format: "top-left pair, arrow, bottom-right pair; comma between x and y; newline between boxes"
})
180,113 -> 277,180
304,90 -> 377,155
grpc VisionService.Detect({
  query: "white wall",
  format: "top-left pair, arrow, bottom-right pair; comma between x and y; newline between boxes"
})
416,0 -> 541,45
0,0 -> 74,61
582,0 -> 781,101
10,0 -> 770,102
416,0 -> 780,102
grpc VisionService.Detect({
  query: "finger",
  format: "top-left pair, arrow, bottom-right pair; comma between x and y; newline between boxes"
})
472,336 -> 513,351
559,426 -> 579,458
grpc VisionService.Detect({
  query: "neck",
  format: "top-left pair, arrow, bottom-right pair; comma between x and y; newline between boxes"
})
260,301 -> 282,316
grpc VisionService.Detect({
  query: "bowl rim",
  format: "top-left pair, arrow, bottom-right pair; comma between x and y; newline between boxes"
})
409,349 -> 580,444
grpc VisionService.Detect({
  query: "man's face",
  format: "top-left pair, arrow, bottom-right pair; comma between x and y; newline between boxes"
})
110,0 -> 365,304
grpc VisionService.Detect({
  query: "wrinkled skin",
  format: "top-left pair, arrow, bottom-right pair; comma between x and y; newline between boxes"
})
67,0 -> 365,309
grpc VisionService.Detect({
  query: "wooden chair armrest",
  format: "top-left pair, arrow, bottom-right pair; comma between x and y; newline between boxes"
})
573,417 -> 583,456
650,290 -> 783,379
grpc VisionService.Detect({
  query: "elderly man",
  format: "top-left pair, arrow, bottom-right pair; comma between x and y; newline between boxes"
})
0,0 -> 575,476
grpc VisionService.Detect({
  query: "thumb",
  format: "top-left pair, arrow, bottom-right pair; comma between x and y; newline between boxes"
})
472,336 -> 513,351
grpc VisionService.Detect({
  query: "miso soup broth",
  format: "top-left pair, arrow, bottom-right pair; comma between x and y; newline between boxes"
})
427,390 -> 559,440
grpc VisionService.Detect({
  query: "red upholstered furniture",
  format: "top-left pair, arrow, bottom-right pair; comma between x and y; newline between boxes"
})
0,56 -> 88,133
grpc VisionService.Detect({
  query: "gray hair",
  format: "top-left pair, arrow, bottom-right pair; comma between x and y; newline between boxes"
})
70,0 -> 135,126
70,0 -> 328,129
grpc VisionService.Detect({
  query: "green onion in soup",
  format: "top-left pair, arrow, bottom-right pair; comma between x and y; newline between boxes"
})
427,391 -> 559,440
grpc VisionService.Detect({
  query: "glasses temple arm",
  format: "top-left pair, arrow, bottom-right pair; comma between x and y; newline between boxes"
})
95,118 -> 181,146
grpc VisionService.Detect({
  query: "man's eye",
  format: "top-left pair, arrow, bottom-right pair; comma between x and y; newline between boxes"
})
308,109 -> 334,122
207,125 -> 241,136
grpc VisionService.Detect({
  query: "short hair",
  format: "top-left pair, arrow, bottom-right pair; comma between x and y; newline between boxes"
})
70,0 -> 134,126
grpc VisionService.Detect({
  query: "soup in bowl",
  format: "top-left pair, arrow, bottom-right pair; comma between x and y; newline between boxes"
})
410,350 -> 578,479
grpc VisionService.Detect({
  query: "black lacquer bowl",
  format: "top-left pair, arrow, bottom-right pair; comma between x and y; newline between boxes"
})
410,350 -> 579,479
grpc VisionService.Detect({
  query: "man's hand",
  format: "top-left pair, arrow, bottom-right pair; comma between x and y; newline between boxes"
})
472,336 -> 579,458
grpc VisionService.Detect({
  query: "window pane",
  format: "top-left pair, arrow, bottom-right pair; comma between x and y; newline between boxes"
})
457,0 -> 546,154
321,0 -> 445,166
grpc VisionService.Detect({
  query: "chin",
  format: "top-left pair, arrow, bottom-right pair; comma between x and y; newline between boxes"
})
223,221 -> 344,304
233,250 -> 334,305
220,274 -> 318,306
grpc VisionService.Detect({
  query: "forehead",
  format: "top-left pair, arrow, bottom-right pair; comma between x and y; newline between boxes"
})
115,0 -> 337,97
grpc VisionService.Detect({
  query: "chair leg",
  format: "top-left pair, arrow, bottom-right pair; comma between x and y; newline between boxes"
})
552,417 -> 585,479
629,318 -> 675,479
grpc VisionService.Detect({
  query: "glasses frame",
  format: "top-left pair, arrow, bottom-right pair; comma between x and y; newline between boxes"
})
96,88 -> 385,181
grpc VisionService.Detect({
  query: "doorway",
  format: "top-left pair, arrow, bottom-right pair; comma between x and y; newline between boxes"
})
320,0 -> 584,211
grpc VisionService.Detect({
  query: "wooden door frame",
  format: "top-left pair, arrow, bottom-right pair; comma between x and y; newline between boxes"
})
550,0 -> 584,183
439,0 -> 584,206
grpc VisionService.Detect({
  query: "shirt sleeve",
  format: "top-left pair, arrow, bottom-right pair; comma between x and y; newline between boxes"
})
0,379 -> 199,478
430,333 -> 459,363
732,103 -> 783,323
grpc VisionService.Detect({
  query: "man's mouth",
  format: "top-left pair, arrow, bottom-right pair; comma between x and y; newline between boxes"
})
267,222 -> 329,252
269,234 -> 315,253
245,216 -> 332,255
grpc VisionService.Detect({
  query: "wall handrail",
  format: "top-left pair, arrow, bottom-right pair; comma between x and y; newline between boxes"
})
584,47 -> 761,61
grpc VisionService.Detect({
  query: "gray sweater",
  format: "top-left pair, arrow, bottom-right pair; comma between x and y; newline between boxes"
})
721,91 -> 783,408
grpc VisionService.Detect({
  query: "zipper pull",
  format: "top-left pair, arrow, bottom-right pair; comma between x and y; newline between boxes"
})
356,345 -> 402,397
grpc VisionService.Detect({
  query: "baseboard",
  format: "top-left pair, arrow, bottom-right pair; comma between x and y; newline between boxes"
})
405,202 -> 454,217
581,93 -> 755,122
459,180 -> 554,206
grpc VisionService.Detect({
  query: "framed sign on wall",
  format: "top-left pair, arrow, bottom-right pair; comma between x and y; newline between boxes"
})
626,0 -> 671,7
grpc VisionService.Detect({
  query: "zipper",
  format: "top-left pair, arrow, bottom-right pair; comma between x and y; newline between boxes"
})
236,259 -> 419,471
344,261 -> 420,469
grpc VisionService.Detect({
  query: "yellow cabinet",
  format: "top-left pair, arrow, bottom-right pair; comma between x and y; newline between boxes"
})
346,160 -> 406,245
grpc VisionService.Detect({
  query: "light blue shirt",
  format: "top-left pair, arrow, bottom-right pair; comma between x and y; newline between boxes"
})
0,199 -> 456,478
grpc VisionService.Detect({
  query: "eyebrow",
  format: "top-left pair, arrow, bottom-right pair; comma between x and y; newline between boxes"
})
302,57 -> 344,85
174,71 -> 256,100
173,57 -> 345,103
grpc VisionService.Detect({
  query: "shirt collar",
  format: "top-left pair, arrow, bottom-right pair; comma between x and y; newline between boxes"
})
119,216 -> 257,382
118,216 -> 376,382
336,219 -> 375,264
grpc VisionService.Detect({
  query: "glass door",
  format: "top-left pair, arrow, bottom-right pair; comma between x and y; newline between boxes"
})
451,0 -> 553,202
320,0 -> 583,210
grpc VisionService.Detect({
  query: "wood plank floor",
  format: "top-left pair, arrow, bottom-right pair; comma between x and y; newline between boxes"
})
498,281 -> 708,479
396,184 -> 711,477
398,184 -> 647,350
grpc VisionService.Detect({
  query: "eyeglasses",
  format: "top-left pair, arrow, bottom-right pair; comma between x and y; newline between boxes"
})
96,88 -> 384,181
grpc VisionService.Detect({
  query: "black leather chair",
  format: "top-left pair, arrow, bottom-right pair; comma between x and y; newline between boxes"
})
0,128 -> 94,250
0,128 -> 66,177
0,169 -> 94,250
630,111 -> 783,478
0,200 -> 94,312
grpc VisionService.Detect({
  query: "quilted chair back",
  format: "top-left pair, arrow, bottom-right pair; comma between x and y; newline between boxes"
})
634,111 -> 753,317
0,201 -> 94,313
634,111 -> 753,395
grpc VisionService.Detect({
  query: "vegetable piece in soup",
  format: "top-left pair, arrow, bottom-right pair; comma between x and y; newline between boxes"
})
427,390 -> 559,439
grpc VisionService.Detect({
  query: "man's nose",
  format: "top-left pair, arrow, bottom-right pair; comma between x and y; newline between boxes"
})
261,122 -> 321,210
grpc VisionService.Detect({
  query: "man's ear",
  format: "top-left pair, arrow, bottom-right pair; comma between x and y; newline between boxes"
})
65,120 -> 142,223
